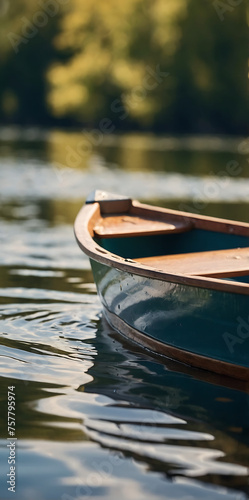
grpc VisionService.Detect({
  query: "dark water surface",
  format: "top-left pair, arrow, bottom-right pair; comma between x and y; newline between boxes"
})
0,130 -> 249,500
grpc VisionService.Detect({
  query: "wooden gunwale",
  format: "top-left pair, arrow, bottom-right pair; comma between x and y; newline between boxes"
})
131,200 -> 249,236
74,200 -> 249,296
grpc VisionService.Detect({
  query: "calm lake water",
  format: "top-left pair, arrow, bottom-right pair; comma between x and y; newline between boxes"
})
0,128 -> 249,500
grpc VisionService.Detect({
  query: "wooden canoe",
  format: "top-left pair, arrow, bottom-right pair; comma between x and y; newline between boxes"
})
74,190 -> 249,380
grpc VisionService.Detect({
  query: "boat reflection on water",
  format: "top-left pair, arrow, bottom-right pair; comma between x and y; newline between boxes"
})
80,316 -> 249,499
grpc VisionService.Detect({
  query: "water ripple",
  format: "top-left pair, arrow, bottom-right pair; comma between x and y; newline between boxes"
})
0,160 -> 248,202
0,137 -> 249,500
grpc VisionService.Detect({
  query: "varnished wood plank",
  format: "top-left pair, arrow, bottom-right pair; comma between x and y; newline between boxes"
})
93,214 -> 193,238
131,200 -> 249,236
136,247 -> 249,278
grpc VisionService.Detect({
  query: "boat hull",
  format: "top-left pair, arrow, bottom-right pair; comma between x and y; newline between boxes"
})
90,259 -> 249,379
74,191 -> 249,379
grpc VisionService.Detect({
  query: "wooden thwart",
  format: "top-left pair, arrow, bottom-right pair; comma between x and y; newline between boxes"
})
75,198 -> 249,294
136,247 -> 249,278
93,214 -> 193,238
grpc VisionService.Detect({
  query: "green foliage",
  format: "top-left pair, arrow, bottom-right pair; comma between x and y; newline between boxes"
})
0,0 -> 248,133
47,0 -> 186,127
0,0 -> 65,124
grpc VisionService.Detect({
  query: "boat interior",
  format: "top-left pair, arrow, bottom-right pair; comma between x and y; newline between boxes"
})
93,206 -> 249,284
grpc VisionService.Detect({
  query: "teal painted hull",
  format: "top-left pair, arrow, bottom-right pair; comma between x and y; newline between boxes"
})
90,259 -> 249,370
74,191 -> 249,378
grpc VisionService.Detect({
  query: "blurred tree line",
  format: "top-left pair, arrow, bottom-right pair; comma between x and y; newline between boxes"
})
0,0 -> 248,134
